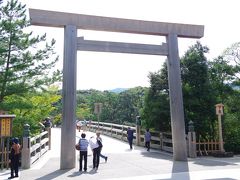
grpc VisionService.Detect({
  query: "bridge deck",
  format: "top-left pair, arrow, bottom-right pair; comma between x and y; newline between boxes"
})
1,128 -> 240,180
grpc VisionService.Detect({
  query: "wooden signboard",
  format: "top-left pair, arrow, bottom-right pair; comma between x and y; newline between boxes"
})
0,115 -> 15,137
94,103 -> 102,115
215,103 -> 224,115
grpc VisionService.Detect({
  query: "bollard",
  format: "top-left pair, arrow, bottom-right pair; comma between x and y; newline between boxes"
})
21,124 -> 31,169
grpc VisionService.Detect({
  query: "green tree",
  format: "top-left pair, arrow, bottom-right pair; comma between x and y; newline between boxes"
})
210,42 -> 240,153
0,0 -> 61,108
223,42 -> 240,84
100,91 -> 118,123
181,42 -> 216,138
4,89 -> 61,137
76,89 -> 105,121
115,87 -> 146,125
209,56 -> 235,103
223,92 -> 240,153
142,61 -> 171,131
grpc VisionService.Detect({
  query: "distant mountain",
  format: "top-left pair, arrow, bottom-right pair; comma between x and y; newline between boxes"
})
109,88 -> 128,93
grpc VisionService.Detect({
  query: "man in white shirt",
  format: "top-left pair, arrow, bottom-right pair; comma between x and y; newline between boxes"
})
89,136 -> 100,170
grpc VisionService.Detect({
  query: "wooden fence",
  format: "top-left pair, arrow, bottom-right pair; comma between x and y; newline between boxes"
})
196,138 -> 220,156
0,137 -> 11,170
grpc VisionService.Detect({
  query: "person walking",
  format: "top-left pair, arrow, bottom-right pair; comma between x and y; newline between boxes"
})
127,127 -> 134,150
145,129 -> 151,151
96,132 -> 108,162
78,133 -> 89,172
8,138 -> 21,179
89,136 -> 100,170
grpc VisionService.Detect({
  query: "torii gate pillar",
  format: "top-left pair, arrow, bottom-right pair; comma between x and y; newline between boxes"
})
60,25 -> 77,169
29,8 -> 204,169
167,34 -> 187,160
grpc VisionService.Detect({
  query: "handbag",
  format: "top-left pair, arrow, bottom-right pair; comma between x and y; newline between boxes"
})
75,143 -> 80,150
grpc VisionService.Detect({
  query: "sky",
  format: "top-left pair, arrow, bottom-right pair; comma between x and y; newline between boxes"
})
19,0 -> 240,91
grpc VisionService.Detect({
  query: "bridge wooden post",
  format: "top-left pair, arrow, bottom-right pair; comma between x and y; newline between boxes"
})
136,125 -> 141,146
46,127 -> 51,150
21,124 -> 31,169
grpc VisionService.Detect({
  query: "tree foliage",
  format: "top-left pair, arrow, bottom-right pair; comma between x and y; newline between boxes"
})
75,87 -> 146,126
181,42 -> 216,138
141,61 -> 171,131
0,0 -> 61,108
0,0 -> 62,137
4,89 -> 61,137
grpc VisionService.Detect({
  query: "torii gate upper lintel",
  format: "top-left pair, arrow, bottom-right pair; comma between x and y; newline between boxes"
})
29,8 -> 204,170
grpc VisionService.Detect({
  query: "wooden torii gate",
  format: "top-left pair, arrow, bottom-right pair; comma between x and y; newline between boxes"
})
29,9 -> 204,169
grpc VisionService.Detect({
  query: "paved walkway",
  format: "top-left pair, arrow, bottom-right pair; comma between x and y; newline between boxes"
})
1,128 -> 240,180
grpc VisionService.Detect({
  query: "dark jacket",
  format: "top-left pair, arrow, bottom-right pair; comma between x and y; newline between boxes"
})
127,129 -> 134,140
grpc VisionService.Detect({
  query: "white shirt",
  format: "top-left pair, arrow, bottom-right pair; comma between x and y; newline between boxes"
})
89,136 -> 99,150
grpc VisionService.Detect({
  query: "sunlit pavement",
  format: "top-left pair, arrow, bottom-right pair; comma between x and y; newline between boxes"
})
1,127 -> 240,180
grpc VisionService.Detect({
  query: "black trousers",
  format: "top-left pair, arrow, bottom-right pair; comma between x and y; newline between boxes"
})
10,155 -> 20,177
79,151 -> 88,171
92,147 -> 100,168
128,138 -> 133,149
145,141 -> 150,151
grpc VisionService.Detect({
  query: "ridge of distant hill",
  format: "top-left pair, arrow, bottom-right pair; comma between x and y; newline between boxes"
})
109,88 -> 128,93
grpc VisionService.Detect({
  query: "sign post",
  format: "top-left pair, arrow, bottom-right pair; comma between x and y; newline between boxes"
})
215,103 -> 224,152
0,114 -> 15,169
94,103 -> 103,128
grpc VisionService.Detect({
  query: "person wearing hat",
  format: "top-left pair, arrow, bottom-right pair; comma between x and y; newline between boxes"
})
8,138 -> 21,179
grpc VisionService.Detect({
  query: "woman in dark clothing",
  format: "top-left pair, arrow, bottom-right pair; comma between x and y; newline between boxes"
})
8,138 -> 21,179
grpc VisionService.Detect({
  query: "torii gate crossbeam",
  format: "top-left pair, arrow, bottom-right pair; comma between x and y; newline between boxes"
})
29,9 -> 204,170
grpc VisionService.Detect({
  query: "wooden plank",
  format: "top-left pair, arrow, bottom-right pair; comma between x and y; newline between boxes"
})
29,9 -> 204,38
77,37 -> 168,55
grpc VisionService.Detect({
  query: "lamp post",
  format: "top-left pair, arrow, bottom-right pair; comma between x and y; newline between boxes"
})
215,103 -> 224,152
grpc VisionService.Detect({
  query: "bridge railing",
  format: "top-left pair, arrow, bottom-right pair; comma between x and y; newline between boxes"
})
87,121 -> 173,153
29,131 -> 49,164
87,121 -> 221,157
21,124 -> 51,169
88,121 -> 137,143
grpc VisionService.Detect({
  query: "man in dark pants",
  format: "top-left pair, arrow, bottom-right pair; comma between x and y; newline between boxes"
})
79,133 -> 89,172
127,127 -> 134,149
8,138 -> 21,179
145,128 -> 151,151
89,136 -> 101,170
